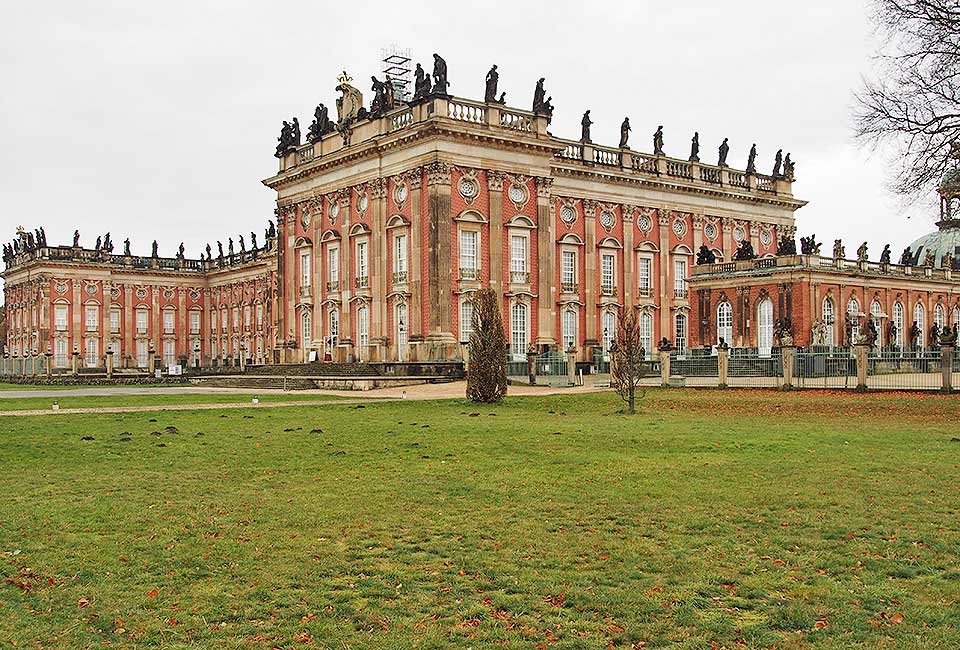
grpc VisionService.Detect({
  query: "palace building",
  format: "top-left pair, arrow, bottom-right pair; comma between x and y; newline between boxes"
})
3,58 -> 959,374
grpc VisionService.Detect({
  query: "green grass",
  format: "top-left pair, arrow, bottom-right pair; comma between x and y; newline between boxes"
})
0,392 -> 345,411
0,389 -> 957,648
0,382 -> 166,391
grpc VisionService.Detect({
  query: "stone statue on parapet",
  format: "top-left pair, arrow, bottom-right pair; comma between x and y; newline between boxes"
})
746,144 -> 758,174
370,76 -> 387,116
151,240 -> 158,258
217,241 -> 224,259
783,153 -> 796,180
880,244 -> 891,264
923,250 -> 935,267
307,104 -> 334,143
124,238 -> 131,256
413,63 -> 430,101
718,138 -> 729,167
689,132 -> 700,162
732,239 -> 756,261
943,252 -> 954,270
832,239 -> 845,259
695,244 -> 716,265
275,120 -> 296,158
268,220 -> 276,239
431,53 -> 449,96
777,234 -> 797,255
73,230 -> 80,247
929,323 -> 941,350
772,149 -> 783,177
532,78 -> 548,115
909,321 -> 921,349
856,242 -> 868,262
251,232 -> 258,250
619,117 -> 631,148
95,235 -> 102,251
239,235 -> 246,253
866,319 -> 879,347
899,246 -> 913,265
205,243 -> 211,260
580,110 -> 592,143
484,65 -> 499,103
653,126 -> 664,155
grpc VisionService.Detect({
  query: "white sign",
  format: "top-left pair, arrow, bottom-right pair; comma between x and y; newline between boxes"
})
167,364 -> 183,376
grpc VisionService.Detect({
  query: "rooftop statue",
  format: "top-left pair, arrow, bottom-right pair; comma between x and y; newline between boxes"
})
370,75 -> 387,117
251,232 -> 258,250
484,65 -> 499,103
383,75 -> 395,111
217,241 -> 224,259
718,138 -> 729,167
833,239 -> 845,259
784,153 -> 796,181
95,235 -> 102,251
413,63 -> 430,101
275,120 -> 296,158
335,71 -> 364,126
268,220 -> 276,239
880,244 -> 891,264
239,235 -> 246,253
695,244 -> 716,265
73,230 -> 80,247
653,126 -> 664,155
923,250 -> 935,267
899,246 -> 913,265
532,77 -> 548,115
689,132 -> 700,162
732,238 -> 756,261
431,53 -> 449,96
228,238 -> 234,257
746,144 -> 758,174
307,103 -> 334,143
856,241 -> 868,263
104,232 -> 113,252
777,234 -> 797,255
580,110 -> 592,143
124,238 -> 131,256
944,252 -> 954,270
151,240 -> 158,258
205,243 -> 212,260
619,117 -> 631,149
177,242 -> 185,259
772,149 -> 783,178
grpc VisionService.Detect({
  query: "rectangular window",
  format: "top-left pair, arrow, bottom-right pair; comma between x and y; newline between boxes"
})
639,312 -> 653,360
85,338 -> 98,368
300,251 -> 311,288
562,309 -> 577,351
136,309 -> 148,334
137,340 -> 148,368
256,304 -> 263,327
163,340 -> 175,366
601,254 -> 615,292
510,235 -> 527,283
357,307 -> 369,353
356,241 -> 368,286
561,250 -> 576,290
459,230 -> 478,278
221,308 -> 228,332
54,339 -> 68,368
394,234 -> 408,274
459,299 -> 474,343
638,257 -> 652,295
328,247 -> 339,284
232,308 -> 239,330
110,309 -> 121,333
244,306 -> 251,330
163,310 -> 175,334
674,258 -> 688,298
85,306 -> 99,331
675,313 -> 688,356
190,311 -> 200,334
54,305 -> 68,331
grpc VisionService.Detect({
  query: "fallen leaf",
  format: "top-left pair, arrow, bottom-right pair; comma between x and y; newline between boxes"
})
147,589 -> 158,598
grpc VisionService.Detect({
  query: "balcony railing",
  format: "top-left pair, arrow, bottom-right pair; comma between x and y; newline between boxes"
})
355,276 -> 369,289
510,271 -> 531,284
637,286 -> 653,298
560,282 -> 578,293
392,270 -> 408,284
601,285 -> 617,297
674,288 -> 689,299
326,280 -> 340,292
459,267 -> 479,281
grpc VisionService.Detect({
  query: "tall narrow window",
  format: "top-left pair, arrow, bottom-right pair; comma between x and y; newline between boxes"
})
244,306 -> 251,330
221,308 -> 228,332
394,234 -> 408,279
459,298 -> 474,343
510,235 -> 527,282
637,257 -> 652,296
822,298 -> 836,347
256,304 -> 263,327
601,254 -> 615,294
674,313 -> 688,357
136,309 -> 148,334
602,311 -> 616,358
673,258 -> 688,298
136,340 -> 147,368
847,297 -> 860,344
357,307 -> 369,357
396,303 -> 408,359
562,309 -> 577,351
328,247 -> 340,285
561,250 -> 576,291
54,339 -> 67,368
328,310 -> 339,350
913,303 -> 925,350
190,311 -> 200,335
459,230 -> 478,278
85,338 -> 98,368
953,306 -> 960,327
163,310 -> 175,334
85,305 -> 99,331
356,241 -> 368,286
511,302 -> 528,360
757,298 -> 773,357
934,304 -> 945,329
300,250 -> 311,288
232,307 -> 239,330
110,309 -> 121,333
163,340 -> 175,366
893,302 -> 904,349
301,310 -> 312,347
54,305 -> 68,331
717,301 -> 733,346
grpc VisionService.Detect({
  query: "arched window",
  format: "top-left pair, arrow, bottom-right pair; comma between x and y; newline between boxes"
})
914,303 -> 925,350
893,302 -> 904,349
847,297 -> 861,344
716,301 -> 733,347
870,300 -> 883,349
301,310 -> 312,348
395,303 -> 408,360
511,302 -> 528,361
602,311 -> 616,358
953,306 -> 960,326
822,297 -> 836,346
459,297 -> 474,343
639,312 -> 653,360
934,303 -> 945,329
674,312 -> 687,357
328,310 -> 339,353
562,308 -> 578,351
357,306 -> 369,360
757,298 -> 774,357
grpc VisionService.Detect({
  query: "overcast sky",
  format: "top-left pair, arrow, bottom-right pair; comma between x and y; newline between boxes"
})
1,0 -> 938,283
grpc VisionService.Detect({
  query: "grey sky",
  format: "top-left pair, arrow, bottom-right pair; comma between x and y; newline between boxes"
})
0,0 -> 935,280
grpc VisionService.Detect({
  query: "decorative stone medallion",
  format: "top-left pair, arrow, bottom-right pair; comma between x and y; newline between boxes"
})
637,214 -> 652,233
560,205 -> 577,226
672,218 -> 687,237
301,211 -> 311,228
136,287 -> 148,299
189,289 -> 201,301
54,281 -> 67,295
599,210 -> 616,232
110,287 -> 121,299
507,182 -> 528,210
84,283 -> 98,296
163,288 -> 175,300
329,199 -> 340,222
458,177 -> 479,203
733,225 -> 746,242
704,222 -> 718,241
357,192 -> 368,214
759,228 -> 773,247
394,182 -> 407,207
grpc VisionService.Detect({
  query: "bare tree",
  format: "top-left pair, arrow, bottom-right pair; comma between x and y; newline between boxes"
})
611,306 -> 648,414
855,0 -> 960,198
466,288 -> 507,403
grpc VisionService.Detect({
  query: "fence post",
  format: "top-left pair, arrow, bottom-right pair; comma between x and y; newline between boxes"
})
780,346 -> 795,389
526,350 -> 537,386
854,342 -> 870,392
659,350 -> 671,387
566,349 -> 577,386
106,350 -> 114,379
45,351 -> 52,379
717,345 -> 729,388
941,344 -> 955,394
72,349 -> 80,376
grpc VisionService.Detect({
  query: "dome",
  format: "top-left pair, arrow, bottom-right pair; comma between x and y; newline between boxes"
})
907,219 -> 960,267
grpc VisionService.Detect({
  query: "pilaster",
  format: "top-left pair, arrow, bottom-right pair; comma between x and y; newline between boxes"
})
487,171 -> 505,294
408,169 -> 424,341
535,177 -> 556,346
583,199 -> 598,345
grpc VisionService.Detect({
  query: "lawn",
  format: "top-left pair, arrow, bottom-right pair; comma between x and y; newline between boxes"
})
0,392 -> 345,412
0,389 -> 957,649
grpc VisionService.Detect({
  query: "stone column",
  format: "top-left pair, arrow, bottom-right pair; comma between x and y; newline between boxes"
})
854,342 -> 870,392
717,346 -> 729,388
338,191 -> 353,349
408,170 -> 424,344
45,351 -> 52,379
941,344 -> 955,393
659,349 -> 671,387
658,212 -> 671,341
239,344 -> 246,372
148,344 -> 156,376
106,350 -> 114,379
370,178 -> 388,352
535,177 -> 556,346
622,205 -> 635,310
424,161 -> 457,359
567,348 -> 577,385
527,350 -> 537,385
780,345 -> 795,389
71,348 -> 79,376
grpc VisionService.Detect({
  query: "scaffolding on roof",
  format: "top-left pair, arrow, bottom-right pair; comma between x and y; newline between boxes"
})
381,44 -> 412,102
